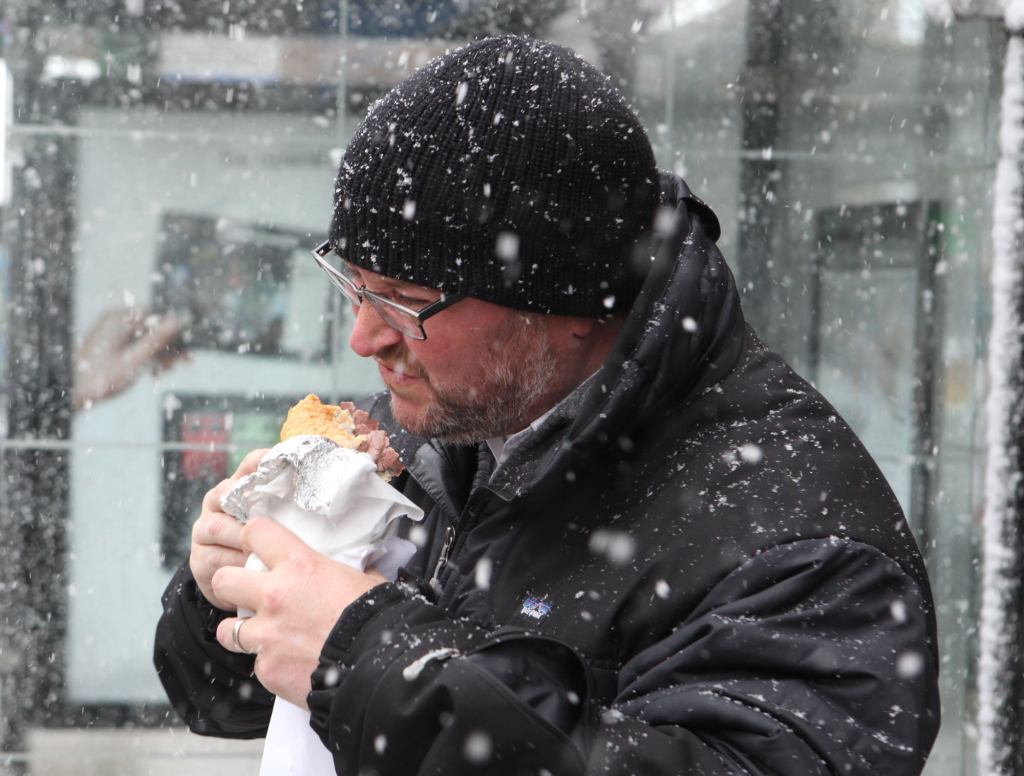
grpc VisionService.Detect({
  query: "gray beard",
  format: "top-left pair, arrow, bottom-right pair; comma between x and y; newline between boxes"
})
390,322 -> 557,445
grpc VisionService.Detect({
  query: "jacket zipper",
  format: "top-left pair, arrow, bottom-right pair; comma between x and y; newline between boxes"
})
428,524 -> 457,594
422,454 -> 499,595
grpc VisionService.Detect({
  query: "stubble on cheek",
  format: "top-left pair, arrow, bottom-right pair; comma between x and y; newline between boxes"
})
387,323 -> 556,444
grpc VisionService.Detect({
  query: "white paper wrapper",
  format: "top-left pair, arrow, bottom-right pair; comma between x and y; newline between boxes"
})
220,434 -> 424,776
222,434 -> 423,569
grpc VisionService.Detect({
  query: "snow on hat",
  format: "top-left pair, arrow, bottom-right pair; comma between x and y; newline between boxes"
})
329,34 -> 659,316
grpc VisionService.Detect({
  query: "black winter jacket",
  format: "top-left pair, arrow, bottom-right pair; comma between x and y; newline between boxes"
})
154,174 -> 940,775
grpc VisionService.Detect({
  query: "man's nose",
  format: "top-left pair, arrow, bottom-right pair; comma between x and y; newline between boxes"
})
348,303 -> 404,357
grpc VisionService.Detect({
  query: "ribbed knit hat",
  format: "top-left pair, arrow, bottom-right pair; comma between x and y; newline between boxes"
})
329,34 -> 660,316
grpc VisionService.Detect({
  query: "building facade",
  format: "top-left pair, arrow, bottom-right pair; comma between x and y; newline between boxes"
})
0,1 -> 1004,774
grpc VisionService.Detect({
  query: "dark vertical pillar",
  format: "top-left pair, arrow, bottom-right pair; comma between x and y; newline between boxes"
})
0,1 -> 76,754
907,202 -> 945,555
736,0 -> 845,344
590,0 -> 643,97
735,0 -> 784,334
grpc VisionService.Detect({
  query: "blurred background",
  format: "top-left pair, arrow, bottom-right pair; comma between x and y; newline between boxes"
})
0,1 -> 1000,773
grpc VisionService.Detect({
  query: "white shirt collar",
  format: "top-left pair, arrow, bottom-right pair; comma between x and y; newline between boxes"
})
485,404 -> 558,466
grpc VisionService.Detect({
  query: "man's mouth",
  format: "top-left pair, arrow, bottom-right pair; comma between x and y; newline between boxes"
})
377,359 -> 422,384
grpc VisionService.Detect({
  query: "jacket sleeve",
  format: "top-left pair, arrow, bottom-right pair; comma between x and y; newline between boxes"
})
153,561 -> 275,738
306,538 -> 939,775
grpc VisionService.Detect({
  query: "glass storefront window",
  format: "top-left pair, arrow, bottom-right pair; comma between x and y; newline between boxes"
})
0,2 -> 1003,773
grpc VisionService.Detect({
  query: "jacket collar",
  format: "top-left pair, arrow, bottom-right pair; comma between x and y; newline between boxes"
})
559,171 -> 746,463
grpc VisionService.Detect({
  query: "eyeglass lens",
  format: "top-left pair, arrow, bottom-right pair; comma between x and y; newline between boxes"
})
367,300 -> 423,339
334,265 -> 424,339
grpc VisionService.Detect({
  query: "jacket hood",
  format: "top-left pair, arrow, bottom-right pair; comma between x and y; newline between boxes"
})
560,172 -> 745,463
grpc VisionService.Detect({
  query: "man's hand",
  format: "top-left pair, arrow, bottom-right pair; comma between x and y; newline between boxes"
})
212,518 -> 386,708
189,449 -> 269,611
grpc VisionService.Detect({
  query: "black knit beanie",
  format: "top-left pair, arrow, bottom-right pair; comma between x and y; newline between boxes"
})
329,34 -> 660,317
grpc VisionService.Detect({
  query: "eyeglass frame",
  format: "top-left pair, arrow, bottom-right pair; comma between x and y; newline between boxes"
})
310,240 -> 465,341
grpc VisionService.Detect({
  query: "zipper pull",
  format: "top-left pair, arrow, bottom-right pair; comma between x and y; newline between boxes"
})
429,525 -> 457,595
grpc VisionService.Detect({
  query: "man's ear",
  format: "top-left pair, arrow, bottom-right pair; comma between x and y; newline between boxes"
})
568,314 -> 627,341
568,317 -> 598,340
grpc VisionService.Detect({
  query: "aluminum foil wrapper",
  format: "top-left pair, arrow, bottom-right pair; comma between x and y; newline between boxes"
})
221,435 -> 424,583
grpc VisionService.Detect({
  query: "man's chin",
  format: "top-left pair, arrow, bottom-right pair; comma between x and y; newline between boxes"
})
387,393 -> 434,437
387,392 -> 487,444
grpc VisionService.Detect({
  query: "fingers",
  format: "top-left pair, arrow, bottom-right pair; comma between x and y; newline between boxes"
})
201,480 -> 240,521
211,565 -> 263,614
217,615 -> 260,655
196,542 -> 248,572
199,447 -> 267,513
191,485 -> 248,610
214,614 -> 314,709
209,547 -> 380,707
190,509 -> 246,578
190,528 -> 247,612
195,456 -> 264,549
240,517 -> 309,570
189,449 -> 272,609
234,448 -> 270,479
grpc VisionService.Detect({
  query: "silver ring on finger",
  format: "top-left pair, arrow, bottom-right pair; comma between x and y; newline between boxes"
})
231,618 -> 257,655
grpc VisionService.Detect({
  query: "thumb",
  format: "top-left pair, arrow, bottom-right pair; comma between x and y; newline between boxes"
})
241,517 -> 311,569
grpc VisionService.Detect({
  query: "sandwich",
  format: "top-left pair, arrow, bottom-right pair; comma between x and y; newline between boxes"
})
279,394 -> 403,480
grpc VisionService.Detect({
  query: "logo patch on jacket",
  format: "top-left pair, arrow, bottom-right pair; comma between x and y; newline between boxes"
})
520,596 -> 552,621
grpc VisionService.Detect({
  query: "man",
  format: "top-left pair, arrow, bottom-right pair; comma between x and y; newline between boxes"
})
155,34 -> 940,774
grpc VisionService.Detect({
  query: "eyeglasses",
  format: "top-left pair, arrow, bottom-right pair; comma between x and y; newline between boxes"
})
310,240 -> 464,341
